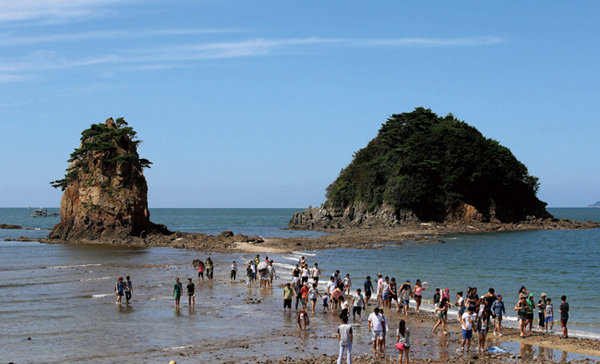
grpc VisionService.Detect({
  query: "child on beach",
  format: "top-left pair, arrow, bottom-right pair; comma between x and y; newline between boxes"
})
456,291 -> 465,324
322,292 -> 330,312
476,309 -> 491,354
414,279 -> 424,313
297,304 -> 309,330
432,290 -> 453,334
343,274 -> 352,295
545,298 -> 554,333
197,263 -> 204,282
492,294 -> 506,336
246,265 -> 253,287
515,295 -> 528,337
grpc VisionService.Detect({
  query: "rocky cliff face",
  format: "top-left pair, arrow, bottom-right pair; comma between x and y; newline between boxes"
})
48,118 -> 169,241
289,199 -> 553,230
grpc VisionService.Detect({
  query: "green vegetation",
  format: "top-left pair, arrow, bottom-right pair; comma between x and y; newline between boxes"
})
325,108 -> 541,222
50,118 -> 152,191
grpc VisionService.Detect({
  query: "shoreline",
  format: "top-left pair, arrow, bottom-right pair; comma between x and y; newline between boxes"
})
24,218 -> 600,254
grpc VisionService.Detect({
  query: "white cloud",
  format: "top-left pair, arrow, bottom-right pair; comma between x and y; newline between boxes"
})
0,35 -> 503,82
0,0 -> 121,22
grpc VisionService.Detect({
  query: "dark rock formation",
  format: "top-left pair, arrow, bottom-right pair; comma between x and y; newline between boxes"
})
47,118 -> 169,242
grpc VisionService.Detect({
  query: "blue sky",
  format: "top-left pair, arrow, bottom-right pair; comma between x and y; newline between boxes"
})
1,1 -> 598,208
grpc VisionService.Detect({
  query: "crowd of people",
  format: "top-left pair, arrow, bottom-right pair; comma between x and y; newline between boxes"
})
115,254 -> 571,364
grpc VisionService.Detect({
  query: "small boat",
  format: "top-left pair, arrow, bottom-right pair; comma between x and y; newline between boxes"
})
31,208 -> 59,217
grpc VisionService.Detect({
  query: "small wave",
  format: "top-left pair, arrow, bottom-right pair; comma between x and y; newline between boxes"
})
292,251 -> 316,256
161,346 -> 189,351
80,276 -> 111,282
92,294 -> 112,298
281,256 -> 301,262
45,264 -> 102,269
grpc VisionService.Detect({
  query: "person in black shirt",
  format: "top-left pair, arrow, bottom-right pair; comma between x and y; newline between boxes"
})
186,278 -> 195,307
559,295 -> 569,339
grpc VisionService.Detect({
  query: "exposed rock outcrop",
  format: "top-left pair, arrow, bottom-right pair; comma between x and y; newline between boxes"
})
47,118 -> 169,242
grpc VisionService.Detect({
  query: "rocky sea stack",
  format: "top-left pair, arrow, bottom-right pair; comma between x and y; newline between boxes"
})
290,108 -> 553,229
48,118 -> 169,241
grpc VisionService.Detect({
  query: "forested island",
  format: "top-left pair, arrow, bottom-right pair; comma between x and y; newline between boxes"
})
290,108 -> 553,229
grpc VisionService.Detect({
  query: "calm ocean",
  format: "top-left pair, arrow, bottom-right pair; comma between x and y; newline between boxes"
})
1,207 -> 599,363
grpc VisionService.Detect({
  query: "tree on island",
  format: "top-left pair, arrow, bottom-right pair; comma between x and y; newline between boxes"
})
293,107 -> 552,227
48,117 -> 168,241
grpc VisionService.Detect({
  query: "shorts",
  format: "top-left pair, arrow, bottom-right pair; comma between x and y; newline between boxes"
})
382,292 -> 389,301
458,308 -> 465,316
313,277 -> 319,283
311,298 -> 317,302
390,294 -> 397,302
546,316 -> 553,324
302,276 -> 308,283
462,329 -> 473,339
478,329 -> 488,335
364,291 -> 371,298
371,330 -> 383,341
174,293 -> 181,299
561,319 -> 568,327
437,310 -> 446,320
322,297 -> 329,307
496,315 -> 503,323
207,270 -> 213,279
353,307 -> 362,316
527,313 -> 534,321
414,294 -> 422,299
198,272 -> 203,278
292,277 -> 299,283
188,292 -> 195,297
284,299 -> 292,309
403,299 -> 410,306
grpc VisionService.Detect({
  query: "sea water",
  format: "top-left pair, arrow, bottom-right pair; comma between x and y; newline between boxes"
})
1,207 -> 599,363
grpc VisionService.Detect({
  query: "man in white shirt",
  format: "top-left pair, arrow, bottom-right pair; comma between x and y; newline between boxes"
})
337,316 -> 353,364
327,276 -> 337,297
461,307 -> 476,352
351,288 -> 365,322
368,307 -> 383,354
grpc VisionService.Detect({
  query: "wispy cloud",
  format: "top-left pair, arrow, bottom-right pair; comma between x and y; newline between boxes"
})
0,29 -> 241,47
0,0 -> 123,22
0,35 -> 503,82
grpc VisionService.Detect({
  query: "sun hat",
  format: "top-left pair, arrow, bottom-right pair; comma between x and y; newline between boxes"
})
541,292 -> 546,297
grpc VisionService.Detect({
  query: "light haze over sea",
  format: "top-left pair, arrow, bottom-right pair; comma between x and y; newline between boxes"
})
0,207 -> 599,362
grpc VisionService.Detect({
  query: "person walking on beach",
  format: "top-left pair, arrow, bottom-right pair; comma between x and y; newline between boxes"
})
230,261 -> 237,282
331,285 -> 343,312
492,294 -> 506,336
351,288 -> 364,322
311,263 -> 321,284
283,282 -> 293,313
268,260 -> 276,287
301,265 -> 310,285
337,316 -> 353,364
381,276 -> 391,309
413,279 -> 424,313
396,319 -> 410,364
467,287 -> 479,312
205,258 -> 214,284
400,280 -> 412,315
363,276 -> 374,306
293,280 -> 303,310
343,274 -> 352,296
537,293 -> 547,331
545,298 -> 554,333
246,264 -> 253,287
380,308 -> 389,351
389,278 -> 399,312
125,276 -> 133,304
292,264 -> 300,284
515,294 -> 528,337
173,278 -> 182,308
197,262 -> 204,282
526,293 -> 535,332
308,283 -> 321,314
368,307 -> 384,354
460,306 -> 476,352
186,278 -> 195,307
432,290 -> 453,334
250,261 -> 257,285
560,295 -> 569,338
476,309 -> 491,354
297,304 -> 309,330
456,291 -> 465,324
376,274 -> 384,307
115,277 -> 125,305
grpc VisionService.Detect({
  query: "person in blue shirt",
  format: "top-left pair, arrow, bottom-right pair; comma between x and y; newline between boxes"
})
492,294 -> 507,336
